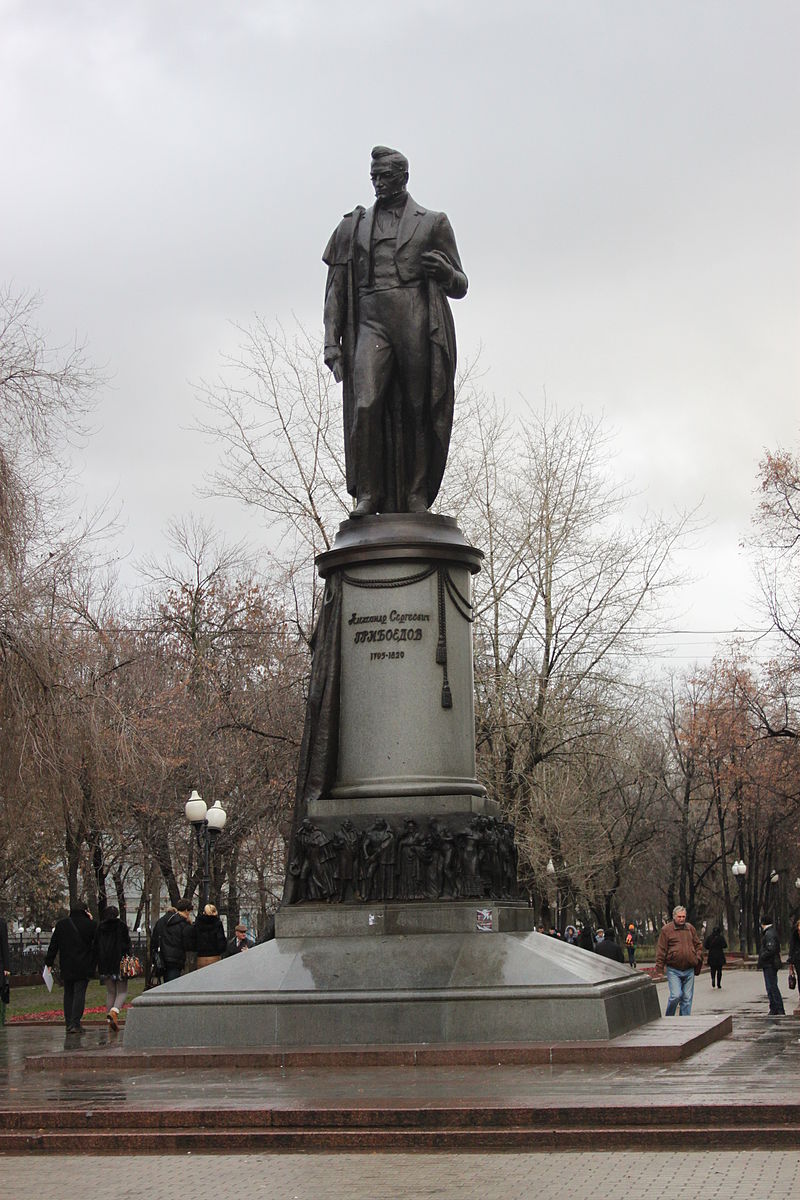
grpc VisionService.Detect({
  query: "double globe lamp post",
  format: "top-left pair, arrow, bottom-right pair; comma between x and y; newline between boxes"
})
184,790 -> 227,909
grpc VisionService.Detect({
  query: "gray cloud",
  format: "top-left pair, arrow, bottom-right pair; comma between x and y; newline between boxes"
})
1,0 -> 797,662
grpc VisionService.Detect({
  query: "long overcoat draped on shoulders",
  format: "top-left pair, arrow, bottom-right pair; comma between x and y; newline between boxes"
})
322,194 -> 467,506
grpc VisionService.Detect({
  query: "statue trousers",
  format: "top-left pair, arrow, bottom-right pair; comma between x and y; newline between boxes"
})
353,285 -> 430,506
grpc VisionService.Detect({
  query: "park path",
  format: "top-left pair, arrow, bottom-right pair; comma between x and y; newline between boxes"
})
1,964 -> 798,1197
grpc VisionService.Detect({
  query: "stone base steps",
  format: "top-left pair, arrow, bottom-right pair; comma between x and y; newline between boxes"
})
24,1014 -> 731,1071
1,1102 -> 799,1153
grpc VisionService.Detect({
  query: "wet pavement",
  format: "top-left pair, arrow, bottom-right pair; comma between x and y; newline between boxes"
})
1,969 -> 799,1194
0,967 -> 797,1111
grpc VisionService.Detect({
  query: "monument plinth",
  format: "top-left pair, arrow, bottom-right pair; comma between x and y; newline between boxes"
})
125,513 -> 660,1051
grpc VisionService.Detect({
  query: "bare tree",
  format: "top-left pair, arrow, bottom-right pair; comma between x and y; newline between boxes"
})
195,320 -> 349,633
0,286 -> 111,912
441,394 -> 698,911
747,445 -> 800,738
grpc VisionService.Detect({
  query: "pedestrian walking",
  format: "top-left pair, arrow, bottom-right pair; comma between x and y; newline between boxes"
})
704,925 -> 727,989
0,914 -> 10,1026
655,905 -> 703,1016
625,924 -> 637,967
758,916 -> 785,1016
149,906 -> 174,983
94,906 -> 132,1030
194,903 -> 226,968
45,903 -> 95,1034
576,926 -> 595,951
593,928 -> 625,963
787,917 -> 800,1015
151,899 -> 195,982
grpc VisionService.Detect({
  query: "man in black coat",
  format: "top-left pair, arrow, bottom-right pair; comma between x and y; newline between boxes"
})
593,928 -> 625,964
45,904 -> 95,1033
151,899 -> 195,983
0,915 -> 10,1020
758,917 -> 785,1015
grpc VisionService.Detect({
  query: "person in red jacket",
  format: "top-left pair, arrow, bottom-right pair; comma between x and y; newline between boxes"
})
655,905 -> 703,1016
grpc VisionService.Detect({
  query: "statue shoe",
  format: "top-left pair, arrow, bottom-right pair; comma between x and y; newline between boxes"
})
350,497 -> 378,518
406,494 -> 429,513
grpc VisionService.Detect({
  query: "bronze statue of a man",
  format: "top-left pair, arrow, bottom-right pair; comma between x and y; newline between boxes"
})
323,146 -> 468,517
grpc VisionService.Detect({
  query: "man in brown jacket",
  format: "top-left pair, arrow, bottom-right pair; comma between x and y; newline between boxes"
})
655,905 -> 703,1016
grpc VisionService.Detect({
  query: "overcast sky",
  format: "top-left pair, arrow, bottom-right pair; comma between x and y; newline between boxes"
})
2,1 -> 798,669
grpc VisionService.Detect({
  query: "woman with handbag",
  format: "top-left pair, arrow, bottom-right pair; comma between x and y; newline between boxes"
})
788,917 -> 800,1012
94,906 -> 132,1031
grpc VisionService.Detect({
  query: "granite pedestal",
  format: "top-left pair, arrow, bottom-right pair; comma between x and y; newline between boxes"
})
125,515 -> 660,1049
124,902 -> 660,1049
313,513 -> 490,828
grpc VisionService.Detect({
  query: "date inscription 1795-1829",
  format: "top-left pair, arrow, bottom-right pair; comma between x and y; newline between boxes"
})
284,815 -> 519,905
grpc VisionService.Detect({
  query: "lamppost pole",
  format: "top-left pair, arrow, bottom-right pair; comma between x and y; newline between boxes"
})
769,868 -> 780,928
184,790 -> 227,909
732,859 -> 747,957
546,857 -> 558,930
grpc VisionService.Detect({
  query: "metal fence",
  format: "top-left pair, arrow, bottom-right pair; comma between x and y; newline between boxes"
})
8,931 -> 148,977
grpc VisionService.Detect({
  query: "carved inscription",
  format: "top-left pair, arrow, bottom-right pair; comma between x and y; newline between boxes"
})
349,609 -> 430,657
354,626 -> 422,644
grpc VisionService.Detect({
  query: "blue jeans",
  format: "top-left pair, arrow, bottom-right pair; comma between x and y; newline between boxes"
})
762,965 -> 785,1014
665,966 -> 695,1015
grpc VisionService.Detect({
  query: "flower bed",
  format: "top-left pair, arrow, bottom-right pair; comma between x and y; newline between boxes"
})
8,1004 -> 131,1024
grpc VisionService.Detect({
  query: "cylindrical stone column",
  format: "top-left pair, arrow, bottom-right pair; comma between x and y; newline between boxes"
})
312,513 -> 490,823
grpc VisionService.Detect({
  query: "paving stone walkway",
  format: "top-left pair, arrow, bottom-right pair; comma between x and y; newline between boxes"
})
1,1150 -> 799,1198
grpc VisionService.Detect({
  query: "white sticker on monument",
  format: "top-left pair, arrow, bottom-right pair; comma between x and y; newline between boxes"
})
368,913 -> 376,926
476,908 -> 493,932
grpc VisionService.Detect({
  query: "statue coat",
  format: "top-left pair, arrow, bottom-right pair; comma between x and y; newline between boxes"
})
323,194 -> 467,508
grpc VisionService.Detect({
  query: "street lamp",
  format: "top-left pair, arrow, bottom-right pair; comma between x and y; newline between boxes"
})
769,869 -> 780,927
546,858 -> 559,930
184,789 -> 227,908
732,859 -> 747,956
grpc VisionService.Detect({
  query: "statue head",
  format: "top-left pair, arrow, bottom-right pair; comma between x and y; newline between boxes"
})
370,145 -> 409,202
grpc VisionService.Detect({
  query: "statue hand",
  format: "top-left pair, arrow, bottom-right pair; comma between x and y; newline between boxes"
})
421,250 -> 454,287
324,345 -> 343,383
